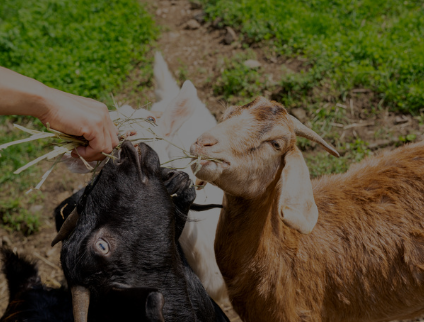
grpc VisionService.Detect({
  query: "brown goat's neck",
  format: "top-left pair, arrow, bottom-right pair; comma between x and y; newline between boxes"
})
215,169 -> 302,320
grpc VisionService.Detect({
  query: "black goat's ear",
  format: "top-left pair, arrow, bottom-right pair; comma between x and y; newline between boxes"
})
145,292 -> 165,322
54,188 -> 84,232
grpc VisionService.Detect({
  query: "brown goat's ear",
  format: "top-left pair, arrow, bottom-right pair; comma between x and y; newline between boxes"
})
278,146 -> 318,234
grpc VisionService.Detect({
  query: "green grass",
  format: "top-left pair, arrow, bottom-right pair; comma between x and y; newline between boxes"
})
0,116 -> 46,235
0,0 -> 158,234
213,51 -> 271,104
201,0 -> 424,113
0,0 -> 158,99
0,198 -> 41,236
305,139 -> 371,178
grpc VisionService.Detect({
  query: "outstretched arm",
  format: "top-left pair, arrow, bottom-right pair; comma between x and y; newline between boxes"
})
0,66 -> 119,161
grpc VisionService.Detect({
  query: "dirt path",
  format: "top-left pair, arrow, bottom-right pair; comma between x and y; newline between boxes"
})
0,1 -> 423,321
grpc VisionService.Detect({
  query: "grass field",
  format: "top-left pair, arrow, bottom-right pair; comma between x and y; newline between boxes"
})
0,0 -> 157,99
1,0 -> 423,234
202,0 -> 424,113
0,0 -> 157,234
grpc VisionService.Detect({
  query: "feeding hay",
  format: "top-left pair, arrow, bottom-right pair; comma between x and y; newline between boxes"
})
0,105 -> 221,192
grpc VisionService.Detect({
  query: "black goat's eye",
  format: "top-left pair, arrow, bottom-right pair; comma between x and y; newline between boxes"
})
271,140 -> 281,150
95,239 -> 110,255
147,116 -> 156,123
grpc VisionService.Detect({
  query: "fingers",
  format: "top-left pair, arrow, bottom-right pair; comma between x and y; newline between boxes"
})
75,105 -> 118,162
75,131 -> 109,162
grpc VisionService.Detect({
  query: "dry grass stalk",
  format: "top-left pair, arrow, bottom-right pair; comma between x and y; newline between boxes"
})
0,105 -> 222,192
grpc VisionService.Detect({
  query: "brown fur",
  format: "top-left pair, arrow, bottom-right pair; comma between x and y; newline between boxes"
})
191,97 -> 424,322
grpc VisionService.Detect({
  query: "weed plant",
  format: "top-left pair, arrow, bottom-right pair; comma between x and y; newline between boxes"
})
202,0 -> 424,113
214,51 -> 271,103
0,0 -> 157,99
0,0 -> 157,234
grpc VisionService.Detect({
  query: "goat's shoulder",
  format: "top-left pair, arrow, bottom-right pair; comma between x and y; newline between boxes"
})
312,141 -> 424,199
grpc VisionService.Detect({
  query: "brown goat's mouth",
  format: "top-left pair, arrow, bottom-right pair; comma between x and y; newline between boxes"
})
191,153 -> 229,168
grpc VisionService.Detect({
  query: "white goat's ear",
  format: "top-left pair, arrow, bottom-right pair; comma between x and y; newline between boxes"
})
278,146 -> 318,234
159,80 -> 197,137
154,51 -> 180,102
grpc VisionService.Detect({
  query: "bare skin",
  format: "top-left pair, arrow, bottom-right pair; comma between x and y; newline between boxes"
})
0,67 -> 119,161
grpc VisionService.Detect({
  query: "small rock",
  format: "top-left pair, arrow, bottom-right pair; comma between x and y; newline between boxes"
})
190,1 -> 202,9
268,56 -> 278,63
168,32 -> 179,39
291,108 -> 307,122
243,59 -> 261,69
185,19 -> 201,30
394,115 -> 409,124
212,17 -> 223,28
30,204 -> 43,213
156,9 -> 162,15
73,184 -> 84,194
46,247 -> 57,258
2,236 -> 12,246
193,12 -> 205,23
224,27 -> 237,45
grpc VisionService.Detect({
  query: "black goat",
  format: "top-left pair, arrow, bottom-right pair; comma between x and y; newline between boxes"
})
52,141 -> 229,322
0,247 -> 166,322
0,246 -> 73,322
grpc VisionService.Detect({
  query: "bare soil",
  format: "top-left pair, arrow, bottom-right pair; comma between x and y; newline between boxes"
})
1,0 -> 423,321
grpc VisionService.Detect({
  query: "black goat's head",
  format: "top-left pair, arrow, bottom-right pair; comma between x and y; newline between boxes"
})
57,141 -> 188,322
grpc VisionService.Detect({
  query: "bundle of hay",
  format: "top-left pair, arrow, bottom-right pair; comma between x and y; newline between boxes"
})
0,106 -> 218,192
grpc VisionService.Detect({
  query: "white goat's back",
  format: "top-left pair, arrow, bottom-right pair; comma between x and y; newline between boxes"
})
151,57 -> 227,302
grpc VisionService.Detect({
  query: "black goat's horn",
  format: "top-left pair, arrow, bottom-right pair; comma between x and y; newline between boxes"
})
51,207 -> 79,247
71,285 -> 90,322
289,115 -> 340,157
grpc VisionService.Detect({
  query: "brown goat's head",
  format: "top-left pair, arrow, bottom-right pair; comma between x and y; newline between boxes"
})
190,97 -> 338,234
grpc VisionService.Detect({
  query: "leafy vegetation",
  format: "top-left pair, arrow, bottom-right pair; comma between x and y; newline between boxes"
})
0,198 -> 41,236
0,0 -> 157,99
0,0 -> 157,234
0,117 -> 45,234
213,51 -> 270,103
201,0 -> 424,113
305,139 -> 371,178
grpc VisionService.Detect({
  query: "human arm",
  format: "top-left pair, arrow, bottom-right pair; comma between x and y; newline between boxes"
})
0,66 -> 119,161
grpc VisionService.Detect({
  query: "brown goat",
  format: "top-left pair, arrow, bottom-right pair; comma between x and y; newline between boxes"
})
190,96 -> 424,322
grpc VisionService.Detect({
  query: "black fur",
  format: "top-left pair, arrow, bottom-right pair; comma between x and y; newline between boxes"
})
0,248 -> 166,321
58,142 -> 229,322
0,247 -> 73,322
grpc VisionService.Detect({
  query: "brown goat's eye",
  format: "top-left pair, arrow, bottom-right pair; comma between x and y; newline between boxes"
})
147,116 -> 156,123
271,140 -> 281,150
95,239 -> 110,255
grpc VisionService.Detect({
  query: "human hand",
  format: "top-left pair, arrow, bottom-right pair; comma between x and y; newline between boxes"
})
0,67 -> 118,162
36,87 -> 119,162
